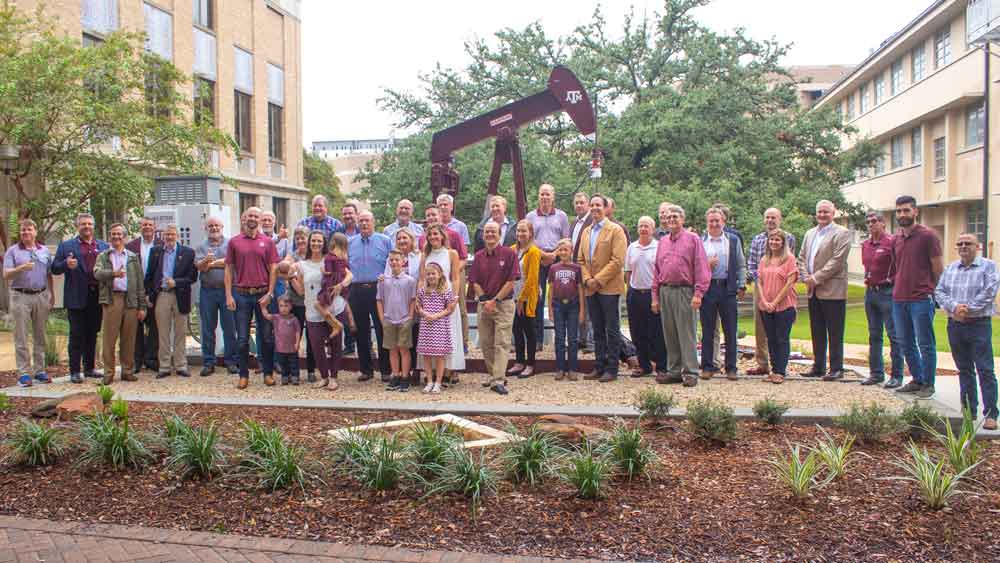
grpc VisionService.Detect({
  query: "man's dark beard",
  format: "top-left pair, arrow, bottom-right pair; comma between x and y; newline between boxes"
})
897,217 -> 914,227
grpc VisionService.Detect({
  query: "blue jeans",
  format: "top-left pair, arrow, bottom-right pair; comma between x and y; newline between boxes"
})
552,298 -> 580,372
199,286 -> 237,367
864,286 -> 903,379
275,352 -> 300,382
587,293 -> 621,376
892,298 -> 937,387
760,308 -> 795,375
535,264 -> 550,348
235,291 -> 274,379
947,318 -> 998,419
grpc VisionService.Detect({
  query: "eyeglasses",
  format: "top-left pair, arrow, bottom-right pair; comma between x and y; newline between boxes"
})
865,218 -> 881,224
956,242 -> 976,247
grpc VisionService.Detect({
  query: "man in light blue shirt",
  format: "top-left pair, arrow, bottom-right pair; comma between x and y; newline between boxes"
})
348,211 -> 393,382
384,199 -> 424,239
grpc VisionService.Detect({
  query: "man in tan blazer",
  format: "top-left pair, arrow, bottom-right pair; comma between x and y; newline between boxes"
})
797,199 -> 853,380
577,194 -> 628,382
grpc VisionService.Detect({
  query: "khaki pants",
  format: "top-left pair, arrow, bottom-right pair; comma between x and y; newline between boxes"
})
102,293 -> 139,377
155,291 -> 188,373
477,299 -> 514,385
752,288 -> 770,369
10,289 -> 51,375
659,285 -> 699,376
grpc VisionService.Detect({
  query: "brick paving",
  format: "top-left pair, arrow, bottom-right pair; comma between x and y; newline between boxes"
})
0,515 -> 598,563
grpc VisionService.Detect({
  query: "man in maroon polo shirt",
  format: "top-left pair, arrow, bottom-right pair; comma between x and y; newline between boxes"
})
861,211 -> 904,387
225,207 -> 280,389
470,221 -> 520,395
891,195 -> 944,400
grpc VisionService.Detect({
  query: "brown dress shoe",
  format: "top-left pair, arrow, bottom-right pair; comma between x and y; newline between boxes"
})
566,371 -> 579,381
699,371 -> 714,380
656,373 -> 683,384
122,372 -> 138,382
554,371 -> 565,381
682,374 -> 699,387
726,370 -> 739,381
583,370 -> 602,381
237,378 -> 249,390
264,375 -> 276,386
746,366 -> 770,376
598,372 -> 618,383
101,373 -> 114,385
985,418 -> 998,431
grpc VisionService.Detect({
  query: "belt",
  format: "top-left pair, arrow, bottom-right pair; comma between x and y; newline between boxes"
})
235,286 -> 268,295
355,281 -> 378,288
12,288 -> 45,294
871,283 -> 893,290
630,288 -> 652,294
666,283 -> 692,288
558,297 -> 579,304
160,287 -> 175,292
481,295 -> 513,302
952,316 -> 990,323
112,290 -> 127,294
710,278 -> 727,284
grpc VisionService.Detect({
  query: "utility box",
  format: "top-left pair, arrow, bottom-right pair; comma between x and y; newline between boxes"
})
154,175 -> 223,205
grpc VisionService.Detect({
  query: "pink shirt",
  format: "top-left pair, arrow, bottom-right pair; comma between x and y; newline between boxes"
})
225,232 -> 279,288
757,256 -> 798,312
109,249 -> 128,292
272,314 -> 301,354
654,230 -> 711,297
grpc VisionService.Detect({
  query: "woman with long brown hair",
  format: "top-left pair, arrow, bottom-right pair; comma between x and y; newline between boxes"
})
755,229 -> 798,384
419,224 -> 465,375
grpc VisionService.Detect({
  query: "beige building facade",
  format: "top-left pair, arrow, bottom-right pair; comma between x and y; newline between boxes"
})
814,0 -> 995,274
11,0 -> 308,229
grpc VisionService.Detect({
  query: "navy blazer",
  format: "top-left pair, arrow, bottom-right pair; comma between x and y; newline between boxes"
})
145,244 -> 198,315
51,237 -> 109,310
701,231 -> 747,296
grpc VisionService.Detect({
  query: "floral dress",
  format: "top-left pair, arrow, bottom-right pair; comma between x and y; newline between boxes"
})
416,287 -> 454,357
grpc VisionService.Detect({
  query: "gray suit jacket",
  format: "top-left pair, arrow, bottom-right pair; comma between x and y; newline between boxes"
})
797,224 -> 852,300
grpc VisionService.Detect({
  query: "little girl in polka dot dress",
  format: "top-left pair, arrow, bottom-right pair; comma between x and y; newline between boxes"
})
416,262 -> 457,394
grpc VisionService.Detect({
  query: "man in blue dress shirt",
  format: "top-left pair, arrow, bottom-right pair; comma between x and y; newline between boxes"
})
348,210 -> 393,381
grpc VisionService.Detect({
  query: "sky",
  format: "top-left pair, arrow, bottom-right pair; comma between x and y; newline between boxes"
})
301,0 -> 932,145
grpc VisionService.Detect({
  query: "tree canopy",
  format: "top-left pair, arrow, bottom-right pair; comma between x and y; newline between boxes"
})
303,149 -> 345,212
0,3 -> 233,247
362,0 -> 877,240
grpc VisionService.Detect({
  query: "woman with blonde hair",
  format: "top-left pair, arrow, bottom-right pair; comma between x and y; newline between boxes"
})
508,219 -> 542,378
755,229 -> 798,384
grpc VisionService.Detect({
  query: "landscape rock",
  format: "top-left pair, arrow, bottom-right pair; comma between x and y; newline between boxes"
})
56,393 -> 104,420
31,392 -> 94,419
536,414 -> 581,426
537,422 -> 609,444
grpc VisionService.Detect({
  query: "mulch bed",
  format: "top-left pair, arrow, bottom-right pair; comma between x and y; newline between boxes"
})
0,396 -> 997,562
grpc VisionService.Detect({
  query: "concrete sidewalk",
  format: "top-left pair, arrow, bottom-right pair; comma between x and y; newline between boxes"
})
0,515 -> 597,563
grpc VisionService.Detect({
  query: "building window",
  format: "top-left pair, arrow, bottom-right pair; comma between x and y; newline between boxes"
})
82,0 -> 117,34
193,27 -> 216,80
934,27 -> 951,69
873,73 -> 885,105
273,197 -> 288,228
966,103 -> 985,146
143,3 -> 172,61
890,59 -> 903,95
144,57 -> 171,118
969,0 -> 989,46
267,104 -> 283,160
933,137 -> 946,179
234,47 -> 253,92
874,152 -> 886,175
234,91 -> 252,152
911,43 -> 926,82
846,92 -> 855,120
194,77 -> 215,126
193,0 -> 213,30
891,135 -> 904,169
239,193 -> 258,215
859,83 -> 869,113
967,201 -> 986,242
911,127 -> 922,165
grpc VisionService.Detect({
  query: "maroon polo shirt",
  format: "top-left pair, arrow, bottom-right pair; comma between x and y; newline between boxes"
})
470,245 -> 520,299
225,231 -> 279,288
861,234 -> 894,287
892,224 -> 942,301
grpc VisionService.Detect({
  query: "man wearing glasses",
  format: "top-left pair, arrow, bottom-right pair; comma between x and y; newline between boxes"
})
860,212 -> 904,388
934,233 -> 999,430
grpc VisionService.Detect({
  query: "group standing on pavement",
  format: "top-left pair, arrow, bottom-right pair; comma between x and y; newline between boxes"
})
5,186 -> 999,430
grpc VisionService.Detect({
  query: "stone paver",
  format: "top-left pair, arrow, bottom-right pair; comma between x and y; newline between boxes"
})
0,516 -> 590,563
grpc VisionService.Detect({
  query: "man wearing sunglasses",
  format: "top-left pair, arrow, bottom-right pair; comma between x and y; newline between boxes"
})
860,212 -> 904,388
934,233 -> 999,430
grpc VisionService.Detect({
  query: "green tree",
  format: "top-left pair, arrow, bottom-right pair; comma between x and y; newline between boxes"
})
303,149 -> 345,212
367,0 -> 877,241
0,3 -> 233,247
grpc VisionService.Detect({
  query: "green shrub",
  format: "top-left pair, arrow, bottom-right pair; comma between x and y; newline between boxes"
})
560,441 -> 612,500
242,439 -> 310,492
766,441 -> 831,499
2,419 -> 66,466
500,425 -> 560,486
926,409 -> 982,474
753,398 -> 790,426
428,447 -> 499,520
107,398 -> 129,421
686,398 -> 737,444
0,393 -> 11,413
888,441 -> 979,510
812,426 -> 857,479
241,419 -> 285,458
166,421 -> 225,480
408,423 -> 462,475
633,389 -> 676,423
347,434 -> 406,492
833,402 -> 904,444
76,411 -> 151,470
899,402 -> 941,436
164,413 -> 193,443
96,385 -> 115,406
600,421 -> 658,481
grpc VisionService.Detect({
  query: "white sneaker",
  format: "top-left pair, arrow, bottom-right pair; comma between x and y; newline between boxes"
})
422,383 -> 434,394
431,383 -> 442,394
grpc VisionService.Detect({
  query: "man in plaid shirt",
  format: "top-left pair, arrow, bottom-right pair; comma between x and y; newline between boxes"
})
297,195 -> 344,240
745,208 -> 796,375
934,232 -> 999,430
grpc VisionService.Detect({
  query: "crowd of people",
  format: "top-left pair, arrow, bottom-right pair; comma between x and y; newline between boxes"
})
4,190 -> 998,429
